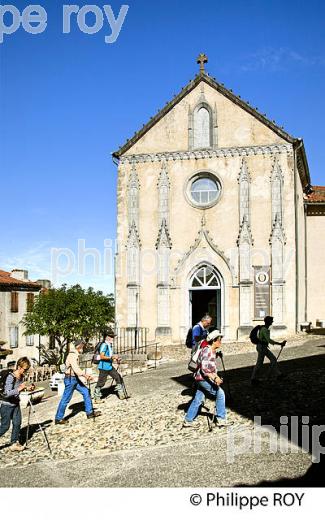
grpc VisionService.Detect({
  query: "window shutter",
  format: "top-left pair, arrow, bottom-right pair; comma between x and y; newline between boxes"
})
27,293 -> 34,312
11,292 -> 18,313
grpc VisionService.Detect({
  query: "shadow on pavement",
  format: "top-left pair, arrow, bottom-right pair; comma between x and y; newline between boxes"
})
172,352 -> 325,487
20,419 -> 52,444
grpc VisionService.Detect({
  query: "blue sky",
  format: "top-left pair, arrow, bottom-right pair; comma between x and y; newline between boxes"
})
1,0 -> 324,293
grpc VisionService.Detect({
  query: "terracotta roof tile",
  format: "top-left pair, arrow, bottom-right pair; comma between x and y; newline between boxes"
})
0,270 -> 42,289
305,186 -> 325,203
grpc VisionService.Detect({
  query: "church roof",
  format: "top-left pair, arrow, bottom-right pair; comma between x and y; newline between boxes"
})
305,185 -> 325,203
113,71 -> 297,159
113,60 -> 311,187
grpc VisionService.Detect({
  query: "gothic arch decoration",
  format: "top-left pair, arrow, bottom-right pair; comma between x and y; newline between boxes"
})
270,156 -> 284,225
188,94 -> 217,150
237,159 -> 253,327
269,214 -> 286,282
126,222 -> 141,284
269,214 -> 286,324
237,215 -> 254,282
155,219 -> 172,331
157,161 -> 170,226
188,262 -> 224,333
155,219 -> 172,250
127,163 -> 140,228
173,220 -> 233,283
189,263 -> 221,289
126,223 -> 141,328
238,158 -> 251,225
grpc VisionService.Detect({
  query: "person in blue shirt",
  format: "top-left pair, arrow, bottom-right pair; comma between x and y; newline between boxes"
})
191,314 -> 212,353
94,330 -> 126,401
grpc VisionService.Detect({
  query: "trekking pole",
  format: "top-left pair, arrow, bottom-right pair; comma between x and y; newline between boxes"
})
218,352 -> 233,401
117,359 -> 130,400
25,400 -> 32,447
26,396 -> 53,457
87,379 -> 97,421
201,403 -> 214,432
266,342 -> 286,381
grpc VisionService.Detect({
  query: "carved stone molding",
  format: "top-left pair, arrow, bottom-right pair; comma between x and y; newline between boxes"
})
155,219 -> 172,250
120,143 -> 293,165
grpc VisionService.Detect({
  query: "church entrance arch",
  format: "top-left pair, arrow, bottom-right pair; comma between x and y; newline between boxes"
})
189,264 -> 223,331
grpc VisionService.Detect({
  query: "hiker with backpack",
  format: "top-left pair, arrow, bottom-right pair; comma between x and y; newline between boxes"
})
186,314 -> 212,353
0,357 -> 34,452
55,340 -> 101,424
250,316 -> 287,385
183,330 -> 231,428
93,330 -> 127,402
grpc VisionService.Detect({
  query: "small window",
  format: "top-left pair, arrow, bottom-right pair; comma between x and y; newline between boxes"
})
194,106 -> 212,149
186,173 -> 221,209
27,293 -> 34,312
9,326 -> 19,348
191,178 -> 219,204
11,292 -> 19,313
26,334 -> 34,346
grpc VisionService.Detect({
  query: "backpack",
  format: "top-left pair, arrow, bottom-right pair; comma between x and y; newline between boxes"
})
92,342 -> 103,365
185,328 -> 193,349
0,369 -> 13,398
188,341 -> 203,372
249,325 -> 261,345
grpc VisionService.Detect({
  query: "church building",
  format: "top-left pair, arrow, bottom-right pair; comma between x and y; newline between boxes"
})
113,54 -> 325,343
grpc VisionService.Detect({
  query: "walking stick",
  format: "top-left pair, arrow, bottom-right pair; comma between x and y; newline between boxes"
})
87,380 -> 97,421
218,352 -> 233,401
26,396 -> 53,457
25,401 -> 32,447
266,342 -> 286,381
117,359 -> 130,400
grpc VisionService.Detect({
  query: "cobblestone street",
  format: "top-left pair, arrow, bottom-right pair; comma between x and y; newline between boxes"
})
1,336 -> 324,487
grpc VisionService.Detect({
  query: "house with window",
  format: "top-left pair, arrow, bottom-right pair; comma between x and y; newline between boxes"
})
0,269 -> 46,365
113,54 -> 325,343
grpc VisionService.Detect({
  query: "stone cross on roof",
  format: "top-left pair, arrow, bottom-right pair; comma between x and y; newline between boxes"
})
197,53 -> 208,73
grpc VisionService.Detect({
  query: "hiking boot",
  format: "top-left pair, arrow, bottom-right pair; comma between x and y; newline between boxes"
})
215,418 -> 234,428
116,384 -> 126,400
9,442 -> 25,452
182,419 -> 197,428
55,418 -> 69,425
87,410 -> 102,419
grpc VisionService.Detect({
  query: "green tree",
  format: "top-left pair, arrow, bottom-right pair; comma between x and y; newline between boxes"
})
22,284 -> 114,366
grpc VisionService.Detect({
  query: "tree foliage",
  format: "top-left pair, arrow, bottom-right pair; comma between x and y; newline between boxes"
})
22,284 -> 114,365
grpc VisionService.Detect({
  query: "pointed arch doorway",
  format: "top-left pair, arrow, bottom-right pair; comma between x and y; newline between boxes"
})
189,264 -> 223,331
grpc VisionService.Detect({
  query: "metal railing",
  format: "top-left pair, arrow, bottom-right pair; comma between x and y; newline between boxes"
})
114,327 -> 149,355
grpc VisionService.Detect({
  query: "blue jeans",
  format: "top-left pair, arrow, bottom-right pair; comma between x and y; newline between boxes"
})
185,380 -> 226,422
0,403 -> 22,444
55,377 -> 93,420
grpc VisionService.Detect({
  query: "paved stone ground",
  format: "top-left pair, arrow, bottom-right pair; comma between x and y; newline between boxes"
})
0,335 -> 324,487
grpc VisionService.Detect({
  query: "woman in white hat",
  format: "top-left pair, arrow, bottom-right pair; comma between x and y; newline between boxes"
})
183,329 -> 230,428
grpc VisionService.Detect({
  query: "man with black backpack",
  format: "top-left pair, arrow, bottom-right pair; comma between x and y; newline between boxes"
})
93,330 -> 126,402
187,314 -> 212,353
0,357 -> 33,452
250,316 -> 286,385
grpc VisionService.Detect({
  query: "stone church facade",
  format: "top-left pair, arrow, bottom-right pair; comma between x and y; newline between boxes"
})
113,55 -> 325,343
